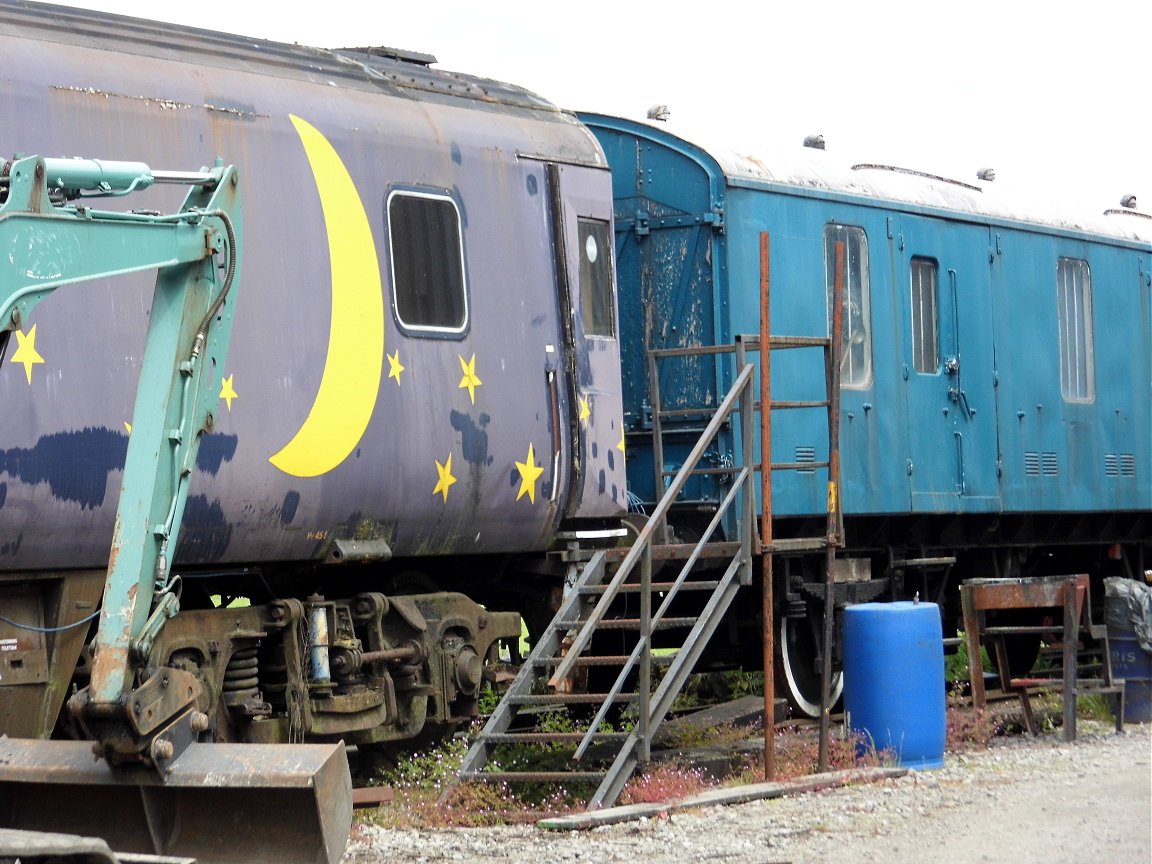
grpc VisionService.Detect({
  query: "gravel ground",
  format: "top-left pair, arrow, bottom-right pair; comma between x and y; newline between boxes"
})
347,722 -> 1151,864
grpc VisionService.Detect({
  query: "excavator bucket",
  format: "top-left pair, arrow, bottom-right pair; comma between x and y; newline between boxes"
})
0,738 -> 352,864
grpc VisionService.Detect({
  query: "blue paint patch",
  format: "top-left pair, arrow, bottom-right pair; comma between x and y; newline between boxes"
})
281,490 -> 301,525
612,484 -> 618,502
0,482 -> 5,511
526,174 -> 538,196
174,495 -> 232,562
591,442 -> 599,459
608,450 -> 615,471
531,315 -> 546,327
0,427 -> 127,510
451,410 -> 492,466
598,469 -> 606,495
451,142 -> 462,165
196,433 -> 238,475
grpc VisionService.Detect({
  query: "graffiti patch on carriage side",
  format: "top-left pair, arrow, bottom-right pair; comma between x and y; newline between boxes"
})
0,482 -> 6,511
173,495 -> 232,562
0,532 -> 21,557
0,427 -> 127,510
196,433 -> 239,475
451,410 -> 492,467
281,490 -> 301,525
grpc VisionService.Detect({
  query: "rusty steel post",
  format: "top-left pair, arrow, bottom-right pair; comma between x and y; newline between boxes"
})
759,232 -> 775,780
818,241 -> 845,772
1062,575 -> 1078,742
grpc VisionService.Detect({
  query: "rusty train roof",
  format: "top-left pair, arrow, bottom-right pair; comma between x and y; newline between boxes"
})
0,0 -> 565,117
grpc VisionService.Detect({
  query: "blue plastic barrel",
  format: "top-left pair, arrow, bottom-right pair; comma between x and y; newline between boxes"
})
843,601 -> 946,769
1109,633 -> 1152,723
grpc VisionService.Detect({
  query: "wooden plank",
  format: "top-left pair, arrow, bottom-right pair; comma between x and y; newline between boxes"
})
537,767 -> 907,830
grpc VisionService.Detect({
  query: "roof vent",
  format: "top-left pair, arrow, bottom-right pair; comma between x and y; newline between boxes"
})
647,104 -> 670,121
803,134 -> 826,150
1120,194 -> 1138,209
976,168 -> 996,181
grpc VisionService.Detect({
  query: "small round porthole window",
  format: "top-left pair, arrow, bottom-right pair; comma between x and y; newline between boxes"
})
585,233 -> 599,264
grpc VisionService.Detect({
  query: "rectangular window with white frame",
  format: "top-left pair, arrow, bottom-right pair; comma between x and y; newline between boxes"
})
909,257 -> 939,374
1056,257 -> 1094,402
824,224 -> 872,388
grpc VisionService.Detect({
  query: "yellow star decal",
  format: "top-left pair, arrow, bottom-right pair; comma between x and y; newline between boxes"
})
387,350 -> 405,385
124,422 -> 133,434
579,395 -> 591,424
219,374 -> 238,411
433,453 -> 457,502
458,353 -> 482,404
11,325 -> 45,384
515,443 -> 545,504
617,427 -> 627,454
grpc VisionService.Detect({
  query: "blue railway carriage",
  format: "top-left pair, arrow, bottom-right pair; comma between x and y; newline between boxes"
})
0,2 -> 625,749
581,113 -> 1151,715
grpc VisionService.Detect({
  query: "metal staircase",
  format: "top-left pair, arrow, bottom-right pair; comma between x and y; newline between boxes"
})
452,234 -> 846,807
454,362 -> 757,808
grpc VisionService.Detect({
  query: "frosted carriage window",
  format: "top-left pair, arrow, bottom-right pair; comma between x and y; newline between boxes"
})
579,218 -> 615,337
824,225 -> 872,388
910,258 -> 939,373
387,191 -> 468,334
1056,257 -> 1094,402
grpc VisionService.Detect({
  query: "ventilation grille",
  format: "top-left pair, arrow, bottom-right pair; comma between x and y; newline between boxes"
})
1105,453 -> 1136,478
1024,452 -> 1059,477
796,446 -> 816,473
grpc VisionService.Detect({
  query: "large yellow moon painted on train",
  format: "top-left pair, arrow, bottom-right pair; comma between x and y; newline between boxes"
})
268,115 -> 384,477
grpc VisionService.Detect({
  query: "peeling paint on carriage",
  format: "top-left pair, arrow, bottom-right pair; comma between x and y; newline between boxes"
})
0,429 -> 127,511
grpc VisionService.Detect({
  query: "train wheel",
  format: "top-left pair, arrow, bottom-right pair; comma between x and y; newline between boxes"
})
776,607 -> 842,718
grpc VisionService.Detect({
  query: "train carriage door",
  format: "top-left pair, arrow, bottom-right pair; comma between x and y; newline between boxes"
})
899,217 -> 1000,511
547,162 -> 627,521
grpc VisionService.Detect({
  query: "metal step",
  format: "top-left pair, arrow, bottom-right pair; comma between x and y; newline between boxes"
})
553,616 -> 698,630
460,771 -> 607,783
528,654 -> 677,667
502,693 -> 638,706
578,581 -> 722,594
765,537 -> 828,552
477,732 -> 629,745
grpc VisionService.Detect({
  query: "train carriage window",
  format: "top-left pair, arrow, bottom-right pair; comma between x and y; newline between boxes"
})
579,218 -> 615,337
387,190 -> 468,334
1056,257 -> 1094,402
910,258 -> 939,373
824,225 -> 872,388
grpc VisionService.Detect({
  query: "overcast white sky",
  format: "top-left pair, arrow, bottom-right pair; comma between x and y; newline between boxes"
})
59,0 -> 1149,213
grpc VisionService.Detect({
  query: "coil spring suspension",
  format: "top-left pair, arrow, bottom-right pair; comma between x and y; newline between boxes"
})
223,641 -> 271,716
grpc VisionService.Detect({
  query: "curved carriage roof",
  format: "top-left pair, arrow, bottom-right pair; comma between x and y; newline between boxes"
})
581,114 -> 1151,245
0,1 -> 581,122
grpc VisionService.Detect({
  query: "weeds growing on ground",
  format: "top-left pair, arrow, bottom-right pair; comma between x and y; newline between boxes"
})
618,762 -> 715,805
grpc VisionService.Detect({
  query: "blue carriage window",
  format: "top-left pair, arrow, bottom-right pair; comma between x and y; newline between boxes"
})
910,258 -> 939,374
824,225 -> 871,388
579,218 -> 615,338
387,190 -> 468,334
1056,257 -> 1094,402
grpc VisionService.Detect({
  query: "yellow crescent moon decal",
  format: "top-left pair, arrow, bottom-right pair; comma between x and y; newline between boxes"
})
269,115 -> 384,477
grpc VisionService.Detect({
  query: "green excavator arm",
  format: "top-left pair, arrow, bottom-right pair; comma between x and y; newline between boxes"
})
0,156 -> 351,864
